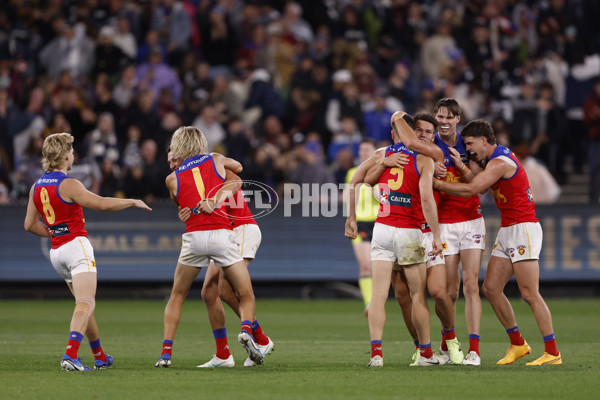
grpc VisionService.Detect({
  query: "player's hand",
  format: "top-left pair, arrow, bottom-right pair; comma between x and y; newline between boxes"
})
132,199 -> 152,211
431,236 -> 443,255
448,147 -> 465,169
382,152 -> 409,168
390,111 -> 406,124
198,198 -> 217,215
178,206 -> 191,223
345,217 -> 358,239
434,162 -> 447,179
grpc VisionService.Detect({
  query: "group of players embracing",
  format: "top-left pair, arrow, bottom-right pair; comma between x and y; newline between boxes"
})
25,126 -> 274,371
345,98 -> 562,368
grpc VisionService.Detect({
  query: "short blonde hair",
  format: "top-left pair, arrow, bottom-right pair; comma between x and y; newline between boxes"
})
169,126 -> 208,160
42,133 -> 74,171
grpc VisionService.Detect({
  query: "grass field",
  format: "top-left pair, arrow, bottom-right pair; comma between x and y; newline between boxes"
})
1,297 -> 599,400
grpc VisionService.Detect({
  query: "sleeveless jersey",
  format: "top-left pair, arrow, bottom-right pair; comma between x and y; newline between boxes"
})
346,166 -> 378,222
228,189 -> 257,229
33,171 -> 87,249
176,155 -> 232,232
375,143 -> 423,229
489,145 -> 539,227
435,133 -> 482,223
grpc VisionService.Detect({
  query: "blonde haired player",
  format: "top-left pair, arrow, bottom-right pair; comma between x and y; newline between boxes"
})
156,126 -> 265,367
24,132 -> 151,371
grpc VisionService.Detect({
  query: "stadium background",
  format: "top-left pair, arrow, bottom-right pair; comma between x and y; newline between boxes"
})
0,1 -> 599,298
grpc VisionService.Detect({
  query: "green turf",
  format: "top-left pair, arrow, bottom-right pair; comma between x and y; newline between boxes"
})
1,298 -> 599,399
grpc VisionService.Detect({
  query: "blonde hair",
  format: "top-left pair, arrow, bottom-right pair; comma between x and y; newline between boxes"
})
169,126 -> 208,160
42,132 -> 74,171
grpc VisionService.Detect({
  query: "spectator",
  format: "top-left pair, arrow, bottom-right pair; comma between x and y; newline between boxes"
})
38,22 -> 95,83
85,112 -> 120,171
327,115 -> 362,161
513,144 -> 561,204
420,20 -> 457,80
152,0 -> 191,67
192,103 -> 226,152
113,16 -> 138,60
583,77 -> 600,203
363,88 -> 394,145
199,5 -> 238,72
94,26 -> 131,80
135,45 -> 182,105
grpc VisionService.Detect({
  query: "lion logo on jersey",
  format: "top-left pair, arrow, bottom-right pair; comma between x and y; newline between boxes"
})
445,171 -> 462,183
493,188 -> 507,203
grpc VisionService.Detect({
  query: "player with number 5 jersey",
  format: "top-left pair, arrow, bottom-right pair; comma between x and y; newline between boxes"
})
24,132 -> 151,372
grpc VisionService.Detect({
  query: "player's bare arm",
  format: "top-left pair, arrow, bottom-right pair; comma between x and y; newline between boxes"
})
434,158 -> 513,197
62,178 -> 152,211
363,151 -> 409,186
212,152 -> 243,174
166,172 -> 180,207
418,155 -> 442,255
391,111 -> 444,163
24,185 -> 52,237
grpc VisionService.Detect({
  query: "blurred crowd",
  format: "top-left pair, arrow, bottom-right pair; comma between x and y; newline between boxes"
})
0,0 -> 599,205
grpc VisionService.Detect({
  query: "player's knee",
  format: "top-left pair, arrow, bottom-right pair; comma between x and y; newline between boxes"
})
448,289 -> 459,303
481,281 -> 496,299
75,296 -> 95,316
462,280 -> 480,298
519,287 -> 538,305
201,286 -> 218,303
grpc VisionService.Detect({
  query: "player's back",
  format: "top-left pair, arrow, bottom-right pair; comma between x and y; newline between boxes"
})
33,171 -> 87,249
376,142 -> 423,229
176,154 -> 233,232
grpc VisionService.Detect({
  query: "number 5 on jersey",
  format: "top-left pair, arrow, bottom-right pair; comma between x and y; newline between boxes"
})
387,168 -> 404,190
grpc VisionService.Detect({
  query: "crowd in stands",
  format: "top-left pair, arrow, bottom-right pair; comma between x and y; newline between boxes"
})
0,0 -> 599,205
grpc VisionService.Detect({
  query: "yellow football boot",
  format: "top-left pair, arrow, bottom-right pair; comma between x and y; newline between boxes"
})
526,352 -> 562,365
496,341 -> 531,365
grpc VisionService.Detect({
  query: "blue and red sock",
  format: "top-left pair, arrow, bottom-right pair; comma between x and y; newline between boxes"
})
419,343 -> 433,358
241,320 -> 253,336
543,333 -> 559,356
440,329 -> 448,351
65,331 -> 84,359
251,320 -> 269,346
161,339 -> 173,357
443,327 -> 456,341
413,340 -> 420,349
506,326 -> 525,346
371,340 -> 382,358
468,334 -> 480,355
213,328 -> 231,359
89,338 -> 107,362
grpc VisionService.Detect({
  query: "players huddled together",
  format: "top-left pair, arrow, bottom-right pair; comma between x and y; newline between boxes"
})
25,98 -> 560,371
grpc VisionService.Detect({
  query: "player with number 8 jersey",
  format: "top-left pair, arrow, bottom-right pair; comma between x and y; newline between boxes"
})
25,132 -> 151,372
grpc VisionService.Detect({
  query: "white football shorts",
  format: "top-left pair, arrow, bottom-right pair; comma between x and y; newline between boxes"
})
178,229 -> 243,268
233,223 -> 262,260
440,217 -> 486,256
371,222 -> 427,266
491,222 -> 542,262
49,236 -> 97,282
